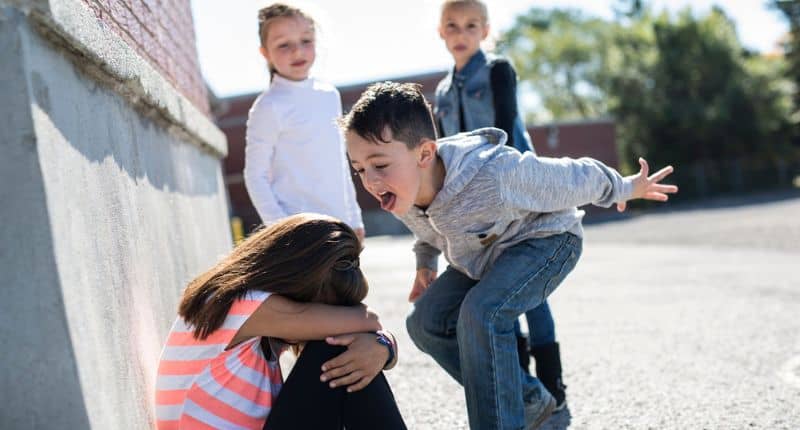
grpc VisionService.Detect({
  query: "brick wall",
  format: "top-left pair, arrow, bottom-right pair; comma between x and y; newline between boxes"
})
80,0 -> 209,115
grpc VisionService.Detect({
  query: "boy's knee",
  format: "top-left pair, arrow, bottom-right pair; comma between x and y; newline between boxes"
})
405,306 -> 427,340
406,301 -> 450,342
457,295 -> 513,336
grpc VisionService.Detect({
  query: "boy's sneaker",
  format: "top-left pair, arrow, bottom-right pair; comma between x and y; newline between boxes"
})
524,391 -> 556,430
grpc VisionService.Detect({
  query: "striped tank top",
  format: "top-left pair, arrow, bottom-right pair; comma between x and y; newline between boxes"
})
155,290 -> 283,429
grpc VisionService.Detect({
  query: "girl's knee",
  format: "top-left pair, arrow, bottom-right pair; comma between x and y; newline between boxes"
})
297,340 -> 347,365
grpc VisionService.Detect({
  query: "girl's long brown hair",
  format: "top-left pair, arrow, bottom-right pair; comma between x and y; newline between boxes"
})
178,213 -> 367,339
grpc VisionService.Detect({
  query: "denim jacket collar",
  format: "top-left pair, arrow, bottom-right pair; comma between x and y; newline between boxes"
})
442,50 -> 487,93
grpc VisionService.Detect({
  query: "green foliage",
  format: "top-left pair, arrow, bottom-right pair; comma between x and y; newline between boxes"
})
500,9 -> 615,122
771,1 -> 800,132
500,3 -> 796,189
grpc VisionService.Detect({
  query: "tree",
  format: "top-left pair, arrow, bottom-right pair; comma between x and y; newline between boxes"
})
611,7 -> 793,170
501,5 -> 794,183
771,0 -> 800,142
499,9 -> 615,122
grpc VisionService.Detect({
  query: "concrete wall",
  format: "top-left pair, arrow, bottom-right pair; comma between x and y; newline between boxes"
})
0,1 -> 230,428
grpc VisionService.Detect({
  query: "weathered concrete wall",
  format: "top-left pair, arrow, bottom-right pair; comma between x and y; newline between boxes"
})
0,1 -> 230,428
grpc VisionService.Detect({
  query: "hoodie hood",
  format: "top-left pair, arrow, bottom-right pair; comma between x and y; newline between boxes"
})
428,127 -> 508,210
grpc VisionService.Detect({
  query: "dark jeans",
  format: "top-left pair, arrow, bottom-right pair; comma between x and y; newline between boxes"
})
263,341 -> 407,430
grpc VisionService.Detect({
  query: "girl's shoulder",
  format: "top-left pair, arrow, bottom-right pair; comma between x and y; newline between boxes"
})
248,90 -> 280,121
486,54 -> 516,72
310,77 -> 339,95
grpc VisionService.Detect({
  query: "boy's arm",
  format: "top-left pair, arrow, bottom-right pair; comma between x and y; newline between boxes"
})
413,239 -> 441,272
497,152 -> 635,212
410,239 -> 440,302
236,295 -> 381,342
497,153 -> 676,212
244,102 -> 289,223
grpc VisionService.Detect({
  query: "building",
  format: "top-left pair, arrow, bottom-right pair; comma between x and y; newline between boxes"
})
214,71 -> 618,235
1,1 -> 229,428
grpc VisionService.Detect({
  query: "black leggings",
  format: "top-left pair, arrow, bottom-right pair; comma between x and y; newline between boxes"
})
263,341 -> 407,430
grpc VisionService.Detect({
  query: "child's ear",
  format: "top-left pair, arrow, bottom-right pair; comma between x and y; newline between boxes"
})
482,24 -> 490,40
417,139 -> 438,168
259,46 -> 270,62
438,24 -> 446,40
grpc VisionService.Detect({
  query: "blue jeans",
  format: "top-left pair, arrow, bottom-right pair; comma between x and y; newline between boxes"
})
521,301 -> 556,347
406,233 -> 582,430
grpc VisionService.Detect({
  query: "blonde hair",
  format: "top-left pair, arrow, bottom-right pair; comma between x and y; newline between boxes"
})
257,3 -> 316,76
440,0 -> 489,24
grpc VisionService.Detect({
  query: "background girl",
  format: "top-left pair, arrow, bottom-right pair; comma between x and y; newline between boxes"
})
244,3 -> 365,241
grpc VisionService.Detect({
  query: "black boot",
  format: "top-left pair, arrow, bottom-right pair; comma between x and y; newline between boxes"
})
531,342 -> 567,411
517,335 -> 531,374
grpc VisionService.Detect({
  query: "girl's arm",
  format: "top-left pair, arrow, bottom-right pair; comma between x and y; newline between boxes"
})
244,100 -> 288,223
233,294 -> 381,345
490,59 -> 519,148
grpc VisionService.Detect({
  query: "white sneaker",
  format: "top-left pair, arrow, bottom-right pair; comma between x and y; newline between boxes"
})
524,392 -> 556,430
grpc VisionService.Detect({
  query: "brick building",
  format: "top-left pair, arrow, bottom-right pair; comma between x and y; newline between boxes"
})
214,71 -> 618,235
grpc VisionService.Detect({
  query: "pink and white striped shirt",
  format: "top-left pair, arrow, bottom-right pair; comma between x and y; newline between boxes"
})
155,290 -> 283,429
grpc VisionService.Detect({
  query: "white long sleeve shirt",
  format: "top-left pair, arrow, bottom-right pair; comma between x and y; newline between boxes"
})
243,75 -> 363,229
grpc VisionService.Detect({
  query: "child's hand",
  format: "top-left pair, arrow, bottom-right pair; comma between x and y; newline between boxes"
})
320,332 -> 389,392
618,158 -> 679,212
409,268 -> 437,302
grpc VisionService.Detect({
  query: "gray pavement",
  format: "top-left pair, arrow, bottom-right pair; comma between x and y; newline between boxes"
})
360,192 -> 800,429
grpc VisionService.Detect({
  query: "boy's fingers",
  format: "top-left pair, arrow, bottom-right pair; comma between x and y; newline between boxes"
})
650,184 -> 678,194
616,201 -> 627,212
648,165 -> 674,182
644,192 -> 669,201
638,157 -> 649,176
409,282 -> 426,302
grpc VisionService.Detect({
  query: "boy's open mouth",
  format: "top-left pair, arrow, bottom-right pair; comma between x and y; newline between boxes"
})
378,191 -> 397,211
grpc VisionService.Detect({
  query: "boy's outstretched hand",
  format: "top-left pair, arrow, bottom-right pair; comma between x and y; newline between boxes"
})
617,158 -> 679,212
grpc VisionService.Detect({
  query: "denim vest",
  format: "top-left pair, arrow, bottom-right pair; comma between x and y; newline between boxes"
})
434,50 -> 534,153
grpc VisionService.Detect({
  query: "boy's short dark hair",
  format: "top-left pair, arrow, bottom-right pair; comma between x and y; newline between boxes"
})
340,82 -> 438,149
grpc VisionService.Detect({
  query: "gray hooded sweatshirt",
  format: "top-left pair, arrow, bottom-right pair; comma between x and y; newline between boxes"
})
398,127 -> 634,280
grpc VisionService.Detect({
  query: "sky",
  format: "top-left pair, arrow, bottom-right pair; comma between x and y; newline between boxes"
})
191,0 -> 789,98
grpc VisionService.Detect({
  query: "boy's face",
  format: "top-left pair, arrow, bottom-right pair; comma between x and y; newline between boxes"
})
346,129 -> 431,216
439,5 -> 489,66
